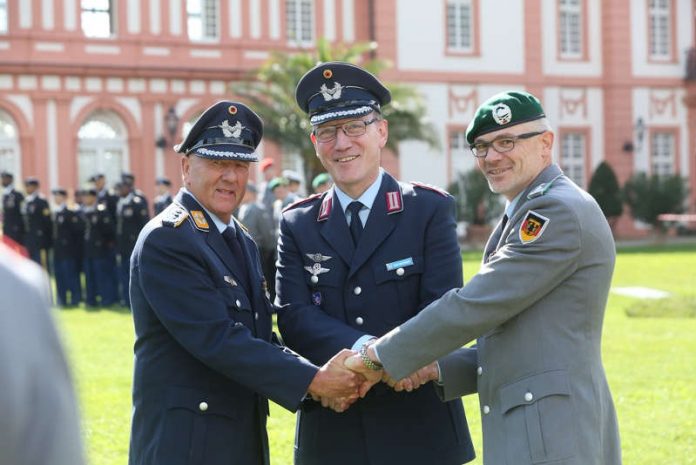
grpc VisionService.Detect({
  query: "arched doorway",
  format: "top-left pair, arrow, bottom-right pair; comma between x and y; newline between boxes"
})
77,110 -> 129,188
0,109 -> 21,180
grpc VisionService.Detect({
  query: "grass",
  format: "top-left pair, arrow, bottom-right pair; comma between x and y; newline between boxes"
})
56,243 -> 696,465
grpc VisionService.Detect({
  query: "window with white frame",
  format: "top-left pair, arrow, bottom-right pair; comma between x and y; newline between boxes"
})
81,0 -> 114,38
0,109 -> 21,180
0,0 -> 8,34
559,0 -> 582,58
560,132 -> 586,187
286,0 -> 313,44
187,0 -> 219,41
446,0 -> 474,52
651,132 -> 674,176
648,0 -> 671,59
77,111 -> 128,187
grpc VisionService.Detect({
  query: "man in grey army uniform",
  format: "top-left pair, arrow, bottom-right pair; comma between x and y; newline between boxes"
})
348,90 -> 622,465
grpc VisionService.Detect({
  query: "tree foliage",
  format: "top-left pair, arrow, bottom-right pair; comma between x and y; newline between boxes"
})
448,169 -> 502,225
232,39 -> 439,182
588,161 -> 624,219
623,172 -> 688,228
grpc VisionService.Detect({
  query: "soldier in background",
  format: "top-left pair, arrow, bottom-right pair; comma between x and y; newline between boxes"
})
153,177 -> 173,215
116,179 -> 149,308
1,171 -> 25,246
22,177 -> 53,269
121,172 -> 149,211
82,188 -> 117,308
311,172 -> 332,194
283,169 -> 305,201
91,173 -> 118,221
52,188 -> 84,307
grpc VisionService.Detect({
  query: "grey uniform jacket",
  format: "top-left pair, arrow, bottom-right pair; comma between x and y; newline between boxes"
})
375,164 -> 621,465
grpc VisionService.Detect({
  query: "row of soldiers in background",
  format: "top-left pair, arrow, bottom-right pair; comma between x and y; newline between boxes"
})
242,157 -> 333,301
0,170 -> 164,309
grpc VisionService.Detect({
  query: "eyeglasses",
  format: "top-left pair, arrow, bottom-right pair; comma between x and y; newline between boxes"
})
470,131 -> 546,158
313,118 -> 379,143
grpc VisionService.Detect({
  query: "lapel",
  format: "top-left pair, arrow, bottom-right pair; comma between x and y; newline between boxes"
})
319,189 -> 355,267
349,174 -> 401,277
176,190 -> 249,287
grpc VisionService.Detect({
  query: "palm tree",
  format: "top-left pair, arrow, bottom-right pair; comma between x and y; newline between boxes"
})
233,39 -> 439,184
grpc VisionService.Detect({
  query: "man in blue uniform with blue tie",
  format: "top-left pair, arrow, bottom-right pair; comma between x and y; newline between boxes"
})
276,62 -> 475,465
127,100 -> 362,465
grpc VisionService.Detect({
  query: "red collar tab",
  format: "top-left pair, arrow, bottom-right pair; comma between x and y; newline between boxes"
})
385,190 -> 403,214
317,195 -> 332,221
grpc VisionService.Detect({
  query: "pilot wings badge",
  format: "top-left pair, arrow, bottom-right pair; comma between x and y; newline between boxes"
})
304,253 -> 332,284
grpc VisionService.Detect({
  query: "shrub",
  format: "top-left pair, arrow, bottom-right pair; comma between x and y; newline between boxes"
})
623,172 -> 688,228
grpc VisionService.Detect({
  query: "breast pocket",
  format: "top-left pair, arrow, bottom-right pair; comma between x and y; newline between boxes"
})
217,286 -> 254,326
373,255 -> 423,323
499,370 -> 577,464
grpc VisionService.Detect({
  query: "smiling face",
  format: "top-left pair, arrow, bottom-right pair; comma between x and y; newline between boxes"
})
312,113 -> 388,199
181,155 -> 250,224
475,121 -> 554,200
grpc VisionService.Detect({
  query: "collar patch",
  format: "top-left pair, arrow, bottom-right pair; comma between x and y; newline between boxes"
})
317,196 -> 333,222
386,190 -> 403,214
191,210 -> 209,231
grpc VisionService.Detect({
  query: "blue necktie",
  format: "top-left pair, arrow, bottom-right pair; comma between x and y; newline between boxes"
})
222,227 -> 250,292
347,201 -> 364,246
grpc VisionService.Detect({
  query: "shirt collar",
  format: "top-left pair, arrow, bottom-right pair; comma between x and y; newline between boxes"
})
505,190 -> 524,218
334,169 -> 384,214
183,187 -> 234,233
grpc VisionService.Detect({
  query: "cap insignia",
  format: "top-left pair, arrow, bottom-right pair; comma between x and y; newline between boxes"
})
207,120 -> 244,138
228,105 -> 238,115
320,82 -> 343,101
492,103 -> 512,125
323,69 -> 333,79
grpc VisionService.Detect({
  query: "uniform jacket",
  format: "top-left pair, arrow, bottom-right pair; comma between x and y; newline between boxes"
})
23,194 -> 53,251
53,206 -> 85,260
128,190 -> 318,465
376,164 -> 622,465
276,172 -> 474,465
116,194 -> 149,256
83,205 -> 115,259
2,187 -> 25,244
238,202 -> 275,251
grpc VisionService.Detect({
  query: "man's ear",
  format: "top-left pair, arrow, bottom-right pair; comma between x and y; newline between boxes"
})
310,133 -> 317,144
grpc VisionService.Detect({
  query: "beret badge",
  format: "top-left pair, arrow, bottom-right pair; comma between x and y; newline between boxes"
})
492,103 -> 512,125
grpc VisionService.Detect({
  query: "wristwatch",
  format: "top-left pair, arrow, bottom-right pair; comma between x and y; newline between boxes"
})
359,343 -> 383,371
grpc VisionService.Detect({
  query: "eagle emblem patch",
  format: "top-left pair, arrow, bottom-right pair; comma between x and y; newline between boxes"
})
519,210 -> 549,244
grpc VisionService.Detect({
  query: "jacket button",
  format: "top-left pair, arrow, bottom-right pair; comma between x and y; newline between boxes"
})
482,405 -> 490,415
199,401 -> 208,412
524,392 -> 533,402
396,267 -> 405,276
355,317 -> 364,325
477,366 -> 483,376
254,312 -> 259,320
353,286 -> 362,295
235,299 -> 241,307
310,275 -> 318,284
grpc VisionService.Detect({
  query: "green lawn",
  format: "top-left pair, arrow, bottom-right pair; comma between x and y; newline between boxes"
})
56,243 -> 696,465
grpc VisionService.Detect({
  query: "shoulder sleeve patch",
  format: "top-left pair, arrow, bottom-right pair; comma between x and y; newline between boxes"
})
161,204 -> 189,228
410,181 -> 451,197
282,192 -> 323,213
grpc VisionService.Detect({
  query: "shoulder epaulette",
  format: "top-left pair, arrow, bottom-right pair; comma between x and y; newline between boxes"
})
282,192 -> 324,213
411,181 -> 451,197
527,174 -> 564,200
161,204 -> 189,228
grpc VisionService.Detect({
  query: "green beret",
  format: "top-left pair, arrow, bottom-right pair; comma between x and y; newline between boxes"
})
268,177 -> 288,191
312,172 -> 331,189
466,91 -> 545,144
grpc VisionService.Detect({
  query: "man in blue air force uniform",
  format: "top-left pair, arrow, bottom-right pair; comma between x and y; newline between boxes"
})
128,101 -> 361,465
350,91 -> 622,465
276,62 -> 475,465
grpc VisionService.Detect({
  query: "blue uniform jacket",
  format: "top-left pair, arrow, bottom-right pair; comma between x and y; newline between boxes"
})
128,190 -> 318,465
276,172 -> 475,465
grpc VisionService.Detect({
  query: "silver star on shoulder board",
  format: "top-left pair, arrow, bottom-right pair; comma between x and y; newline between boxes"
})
306,253 -> 332,263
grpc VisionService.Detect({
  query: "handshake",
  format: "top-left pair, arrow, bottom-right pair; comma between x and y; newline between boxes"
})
307,346 -> 438,413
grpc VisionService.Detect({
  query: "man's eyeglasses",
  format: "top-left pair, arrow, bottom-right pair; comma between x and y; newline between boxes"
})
470,131 -> 546,158
313,118 -> 379,143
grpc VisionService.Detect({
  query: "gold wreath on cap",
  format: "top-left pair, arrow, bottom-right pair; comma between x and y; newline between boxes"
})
323,69 -> 333,79
228,105 -> 238,115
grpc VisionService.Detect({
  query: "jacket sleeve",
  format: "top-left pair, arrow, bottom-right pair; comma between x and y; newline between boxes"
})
135,226 -> 318,412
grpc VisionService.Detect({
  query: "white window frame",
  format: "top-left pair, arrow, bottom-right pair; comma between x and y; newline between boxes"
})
0,110 -> 21,180
0,0 -> 8,34
81,0 -> 114,38
560,132 -> 586,187
648,0 -> 671,60
650,132 -> 674,176
446,0 -> 474,52
559,0 -> 582,58
187,0 -> 219,42
77,111 -> 129,187
286,0 -> 314,46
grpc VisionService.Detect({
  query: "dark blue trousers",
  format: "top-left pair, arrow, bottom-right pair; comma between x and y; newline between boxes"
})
54,257 -> 82,306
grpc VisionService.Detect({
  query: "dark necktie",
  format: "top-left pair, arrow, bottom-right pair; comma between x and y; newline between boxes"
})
347,201 -> 364,246
222,227 -> 250,292
501,214 -> 509,231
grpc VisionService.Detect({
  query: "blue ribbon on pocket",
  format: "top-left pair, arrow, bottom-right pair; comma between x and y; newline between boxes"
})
385,257 -> 414,271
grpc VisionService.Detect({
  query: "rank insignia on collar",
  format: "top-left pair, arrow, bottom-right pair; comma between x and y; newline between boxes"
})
191,210 -> 209,230
519,210 -> 549,244
317,196 -> 332,221
385,190 -> 403,214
